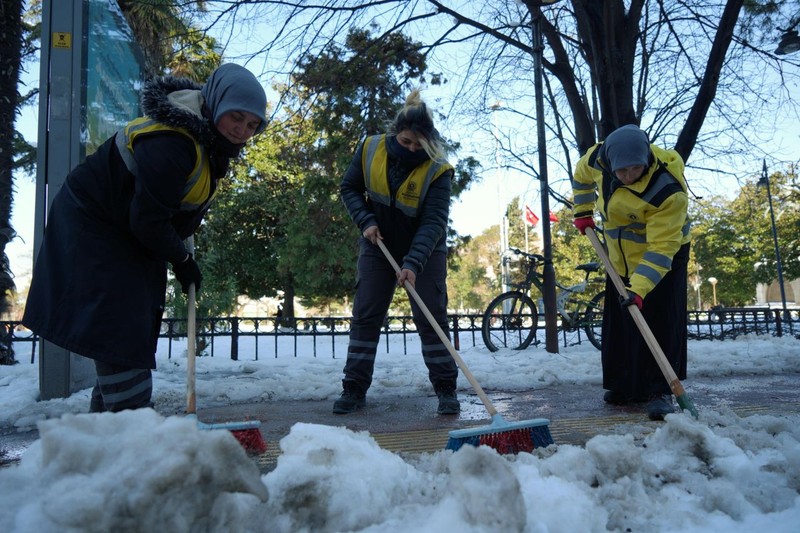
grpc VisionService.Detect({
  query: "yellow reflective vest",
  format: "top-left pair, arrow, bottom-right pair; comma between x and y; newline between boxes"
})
115,117 -> 213,211
572,143 -> 691,299
361,135 -> 453,217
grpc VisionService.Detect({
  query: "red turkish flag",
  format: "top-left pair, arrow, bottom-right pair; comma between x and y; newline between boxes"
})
524,205 -> 539,226
549,211 -> 559,222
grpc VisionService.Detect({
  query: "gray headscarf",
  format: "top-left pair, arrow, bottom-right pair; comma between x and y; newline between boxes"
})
201,64 -> 267,134
601,124 -> 651,172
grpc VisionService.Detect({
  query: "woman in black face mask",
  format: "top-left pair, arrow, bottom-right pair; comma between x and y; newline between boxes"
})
23,64 -> 266,413
335,89 -> 460,416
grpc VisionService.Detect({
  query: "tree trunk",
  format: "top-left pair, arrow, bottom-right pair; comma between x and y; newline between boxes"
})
0,0 -> 23,363
674,0 -> 744,162
0,0 -> 23,304
568,0 -> 644,150
282,274 -> 296,328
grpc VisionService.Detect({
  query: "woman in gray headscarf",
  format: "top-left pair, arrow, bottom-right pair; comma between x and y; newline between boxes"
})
23,64 -> 267,413
571,124 -> 691,421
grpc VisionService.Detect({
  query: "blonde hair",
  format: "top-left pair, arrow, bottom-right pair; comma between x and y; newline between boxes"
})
388,89 -> 446,162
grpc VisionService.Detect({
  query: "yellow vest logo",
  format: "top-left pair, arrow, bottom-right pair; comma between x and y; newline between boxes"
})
402,181 -> 419,200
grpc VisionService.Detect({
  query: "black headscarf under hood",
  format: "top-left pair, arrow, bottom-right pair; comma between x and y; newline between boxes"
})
597,124 -> 652,173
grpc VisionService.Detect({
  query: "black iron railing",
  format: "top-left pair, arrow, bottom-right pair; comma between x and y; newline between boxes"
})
5,307 -> 797,363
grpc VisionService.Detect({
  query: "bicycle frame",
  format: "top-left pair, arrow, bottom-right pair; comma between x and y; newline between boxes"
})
482,247 -> 605,352
500,249 -> 544,295
556,280 -> 588,324
507,249 -> 598,325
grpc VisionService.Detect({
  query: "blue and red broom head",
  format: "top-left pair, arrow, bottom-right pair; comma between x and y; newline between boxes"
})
446,417 -> 553,454
231,428 -> 267,455
195,418 -> 267,455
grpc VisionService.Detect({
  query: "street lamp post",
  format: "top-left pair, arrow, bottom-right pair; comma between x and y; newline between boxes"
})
490,102 -> 510,293
693,264 -> 703,310
526,0 -> 561,353
707,277 -> 718,307
757,159 -> 790,320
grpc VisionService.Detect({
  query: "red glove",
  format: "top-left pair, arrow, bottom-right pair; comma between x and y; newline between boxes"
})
620,292 -> 643,310
573,217 -> 596,235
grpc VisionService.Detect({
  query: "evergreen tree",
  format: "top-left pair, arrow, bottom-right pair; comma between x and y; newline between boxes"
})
447,232 -> 498,313
691,167 -> 799,307
0,0 -> 25,363
201,27 -> 480,318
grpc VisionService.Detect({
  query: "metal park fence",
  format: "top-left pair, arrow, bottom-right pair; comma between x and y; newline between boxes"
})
5,307 -> 797,363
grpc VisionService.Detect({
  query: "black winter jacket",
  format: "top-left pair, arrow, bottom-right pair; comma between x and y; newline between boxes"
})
340,135 -> 452,274
23,77 -> 229,369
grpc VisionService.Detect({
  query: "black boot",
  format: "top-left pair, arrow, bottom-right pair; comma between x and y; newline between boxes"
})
90,384 -> 106,413
435,384 -> 460,415
332,383 -> 366,414
603,390 -> 628,405
646,393 -> 675,421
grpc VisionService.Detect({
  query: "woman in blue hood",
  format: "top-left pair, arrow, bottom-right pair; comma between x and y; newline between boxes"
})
23,64 -> 267,412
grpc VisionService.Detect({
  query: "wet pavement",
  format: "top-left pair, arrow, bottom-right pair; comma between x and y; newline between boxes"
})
2,372 -> 799,472
200,372 -> 800,438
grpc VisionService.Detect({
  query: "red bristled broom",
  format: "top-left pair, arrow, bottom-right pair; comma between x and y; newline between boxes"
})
376,240 -> 553,454
185,237 -> 266,454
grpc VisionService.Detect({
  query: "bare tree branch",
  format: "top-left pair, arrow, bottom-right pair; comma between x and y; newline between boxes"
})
187,0 -> 800,197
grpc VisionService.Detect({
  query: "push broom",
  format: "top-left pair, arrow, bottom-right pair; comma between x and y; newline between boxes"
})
585,227 -> 698,418
377,240 -> 553,454
185,237 -> 267,453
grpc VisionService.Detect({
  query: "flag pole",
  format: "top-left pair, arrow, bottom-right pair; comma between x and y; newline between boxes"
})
525,219 -> 530,253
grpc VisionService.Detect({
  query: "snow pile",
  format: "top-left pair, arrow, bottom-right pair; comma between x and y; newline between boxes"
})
0,408 -> 798,532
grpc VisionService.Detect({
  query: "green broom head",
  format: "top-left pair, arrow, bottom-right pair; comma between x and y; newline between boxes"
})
446,415 -> 553,454
675,393 -> 699,419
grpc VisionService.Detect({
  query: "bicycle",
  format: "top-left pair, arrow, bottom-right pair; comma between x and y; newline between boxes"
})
481,247 -> 606,352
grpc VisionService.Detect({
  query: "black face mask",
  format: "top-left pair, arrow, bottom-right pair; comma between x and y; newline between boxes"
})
386,134 -> 430,167
210,122 -> 245,159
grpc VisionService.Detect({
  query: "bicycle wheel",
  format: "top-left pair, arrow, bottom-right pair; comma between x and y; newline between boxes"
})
481,291 -> 538,352
583,291 -> 605,350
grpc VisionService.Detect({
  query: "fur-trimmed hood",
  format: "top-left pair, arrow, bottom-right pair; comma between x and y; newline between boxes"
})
140,76 -> 215,147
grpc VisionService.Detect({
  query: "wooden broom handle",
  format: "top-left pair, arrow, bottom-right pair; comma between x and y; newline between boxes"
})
585,228 -> 687,398
186,236 -> 197,415
376,239 -> 498,416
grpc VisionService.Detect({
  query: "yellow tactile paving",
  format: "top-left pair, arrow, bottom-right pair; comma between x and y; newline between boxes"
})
253,403 -> 798,473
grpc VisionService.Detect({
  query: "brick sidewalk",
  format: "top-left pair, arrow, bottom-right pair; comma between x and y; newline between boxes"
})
3,372 -> 799,472
200,372 -> 800,472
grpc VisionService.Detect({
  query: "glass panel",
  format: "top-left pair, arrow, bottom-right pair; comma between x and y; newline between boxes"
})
83,0 -> 145,156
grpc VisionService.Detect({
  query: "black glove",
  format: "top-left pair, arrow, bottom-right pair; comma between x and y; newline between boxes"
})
171,254 -> 202,294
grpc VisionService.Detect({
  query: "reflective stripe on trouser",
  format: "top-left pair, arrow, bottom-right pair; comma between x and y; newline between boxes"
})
91,360 -> 154,412
342,245 -> 458,393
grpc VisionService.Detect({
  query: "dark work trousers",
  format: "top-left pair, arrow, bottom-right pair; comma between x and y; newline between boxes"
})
601,243 -> 690,399
342,243 -> 458,394
90,360 -> 154,413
